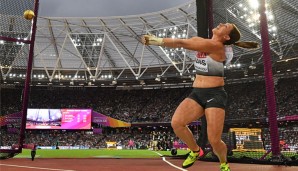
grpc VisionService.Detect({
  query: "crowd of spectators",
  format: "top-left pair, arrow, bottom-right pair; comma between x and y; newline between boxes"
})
1,124 -> 297,152
263,126 -> 298,151
1,76 -> 297,122
0,126 -> 181,150
1,76 -> 297,151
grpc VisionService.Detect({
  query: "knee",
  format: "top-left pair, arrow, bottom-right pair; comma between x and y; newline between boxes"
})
171,119 -> 184,130
208,136 -> 222,147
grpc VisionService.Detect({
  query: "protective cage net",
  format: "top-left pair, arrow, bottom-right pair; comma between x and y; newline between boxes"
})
196,0 -> 298,165
199,127 -> 298,165
198,126 -> 298,165
0,0 -> 35,158
0,0 -> 297,164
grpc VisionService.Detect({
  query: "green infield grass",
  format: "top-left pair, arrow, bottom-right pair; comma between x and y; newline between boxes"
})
15,149 -> 297,160
15,149 -> 189,159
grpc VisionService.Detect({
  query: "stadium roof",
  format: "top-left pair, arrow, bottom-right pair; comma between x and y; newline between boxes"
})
1,0 -> 298,87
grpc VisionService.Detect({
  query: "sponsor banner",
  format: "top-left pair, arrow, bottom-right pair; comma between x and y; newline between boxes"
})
0,146 -> 13,149
277,115 -> 298,121
92,111 -> 131,127
37,146 -> 55,149
0,112 -> 22,126
106,141 -> 117,149
37,146 -> 89,149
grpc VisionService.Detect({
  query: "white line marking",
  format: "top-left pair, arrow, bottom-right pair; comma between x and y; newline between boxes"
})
153,151 -> 188,171
0,164 -> 76,171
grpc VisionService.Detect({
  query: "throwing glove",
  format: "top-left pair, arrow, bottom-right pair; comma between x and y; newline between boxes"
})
142,34 -> 164,46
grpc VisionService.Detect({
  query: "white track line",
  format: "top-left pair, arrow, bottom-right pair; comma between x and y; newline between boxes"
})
0,164 -> 76,171
153,151 -> 188,171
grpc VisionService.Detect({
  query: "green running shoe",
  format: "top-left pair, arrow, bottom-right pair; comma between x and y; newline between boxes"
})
182,148 -> 204,168
220,163 -> 231,171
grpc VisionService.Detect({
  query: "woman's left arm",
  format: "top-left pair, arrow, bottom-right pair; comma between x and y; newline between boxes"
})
142,35 -> 222,53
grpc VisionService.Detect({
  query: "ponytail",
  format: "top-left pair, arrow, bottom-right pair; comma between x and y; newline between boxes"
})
234,41 -> 259,49
225,24 -> 259,49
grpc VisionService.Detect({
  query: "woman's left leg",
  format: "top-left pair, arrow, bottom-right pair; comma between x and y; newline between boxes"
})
205,107 -> 227,163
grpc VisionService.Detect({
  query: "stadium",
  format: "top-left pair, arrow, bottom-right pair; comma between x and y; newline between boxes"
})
0,0 -> 297,171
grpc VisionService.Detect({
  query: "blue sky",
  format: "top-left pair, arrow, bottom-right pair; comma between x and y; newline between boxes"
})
39,0 -> 192,17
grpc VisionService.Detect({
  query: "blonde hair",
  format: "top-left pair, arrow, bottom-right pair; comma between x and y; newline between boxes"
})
224,24 -> 259,49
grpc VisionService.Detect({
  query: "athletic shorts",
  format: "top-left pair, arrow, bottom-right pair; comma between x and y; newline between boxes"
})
188,86 -> 228,109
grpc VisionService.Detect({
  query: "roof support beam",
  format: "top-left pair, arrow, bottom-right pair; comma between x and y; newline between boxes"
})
99,19 -> 140,66
138,17 -> 168,64
66,33 -> 94,78
48,19 -> 62,68
81,19 -> 115,78
281,0 -> 298,15
104,33 -> 139,77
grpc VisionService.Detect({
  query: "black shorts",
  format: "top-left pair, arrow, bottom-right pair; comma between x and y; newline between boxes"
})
188,87 -> 228,109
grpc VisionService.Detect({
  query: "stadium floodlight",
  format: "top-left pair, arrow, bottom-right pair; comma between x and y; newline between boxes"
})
248,0 -> 259,9
155,74 -> 161,82
111,80 -> 117,85
191,76 -> 195,81
140,80 -> 145,85
155,77 -> 161,82
111,77 -> 117,85
70,33 -> 105,69
148,24 -> 189,64
227,0 -> 278,41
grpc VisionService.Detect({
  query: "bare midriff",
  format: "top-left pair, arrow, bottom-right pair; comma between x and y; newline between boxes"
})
192,75 -> 224,88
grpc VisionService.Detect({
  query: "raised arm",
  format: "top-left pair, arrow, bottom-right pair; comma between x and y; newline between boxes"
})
142,35 -> 222,54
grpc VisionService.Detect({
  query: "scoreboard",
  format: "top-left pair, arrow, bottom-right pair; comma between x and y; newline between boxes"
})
230,128 -> 265,152
26,108 -> 92,130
